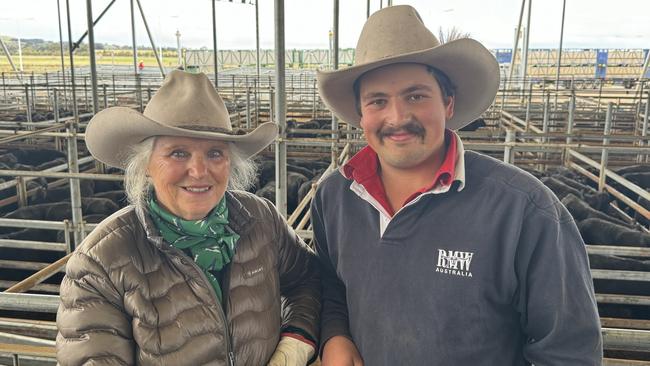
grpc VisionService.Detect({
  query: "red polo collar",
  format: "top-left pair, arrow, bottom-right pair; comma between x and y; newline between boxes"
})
343,129 -> 457,216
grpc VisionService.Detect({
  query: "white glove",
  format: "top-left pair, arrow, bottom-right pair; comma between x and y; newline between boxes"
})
267,336 -> 316,366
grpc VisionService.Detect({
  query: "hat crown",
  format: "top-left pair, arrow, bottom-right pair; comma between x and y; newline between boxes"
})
143,70 -> 232,132
355,5 -> 440,65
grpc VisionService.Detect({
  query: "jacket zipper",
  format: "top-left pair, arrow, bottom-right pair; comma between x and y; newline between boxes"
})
169,247 -> 235,365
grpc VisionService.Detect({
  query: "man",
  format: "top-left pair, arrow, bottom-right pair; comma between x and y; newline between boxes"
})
312,5 -> 602,365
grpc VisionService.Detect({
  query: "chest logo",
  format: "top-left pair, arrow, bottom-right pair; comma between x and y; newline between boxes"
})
436,249 -> 474,278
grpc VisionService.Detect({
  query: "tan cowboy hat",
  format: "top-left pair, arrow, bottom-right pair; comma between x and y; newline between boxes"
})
317,5 -> 500,130
85,70 -> 278,169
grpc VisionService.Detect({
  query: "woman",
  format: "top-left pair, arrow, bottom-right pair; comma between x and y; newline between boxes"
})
56,70 -> 320,366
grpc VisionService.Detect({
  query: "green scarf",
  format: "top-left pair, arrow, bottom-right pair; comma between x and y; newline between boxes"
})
148,196 -> 240,303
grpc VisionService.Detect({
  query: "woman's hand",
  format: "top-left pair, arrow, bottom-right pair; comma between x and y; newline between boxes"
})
321,336 -> 364,366
267,336 -> 315,366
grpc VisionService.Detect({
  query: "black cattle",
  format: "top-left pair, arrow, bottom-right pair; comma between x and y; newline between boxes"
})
589,253 -> 650,320
553,174 -> 595,194
287,120 -> 322,138
288,158 -> 330,178
287,172 -> 309,212
35,180 -> 95,204
92,179 -> 124,193
94,190 -> 128,207
577,218 -> 650,247
255,181 -> 275,203
36,157 -> 68,171
615,164 -> 650,175
254,171 -> 308,214
298,179 -> 316,206
458,118 -> 487,132
621,172 -> 650,190
0,153 -> 18,165
3,198 -> 119,223
636,192 -> 650,227
542,176 -> 612,211
561,194 -> 633,228
541,177 -> 582,199
7,148 -> 66,167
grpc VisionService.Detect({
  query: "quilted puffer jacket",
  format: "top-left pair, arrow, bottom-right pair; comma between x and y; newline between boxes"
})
56,191 -> 320,366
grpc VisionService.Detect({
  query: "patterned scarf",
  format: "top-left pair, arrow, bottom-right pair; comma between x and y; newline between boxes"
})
148,196 -> 240,303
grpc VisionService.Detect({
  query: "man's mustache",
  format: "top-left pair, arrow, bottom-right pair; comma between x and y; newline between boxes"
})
378,120 -> 426,140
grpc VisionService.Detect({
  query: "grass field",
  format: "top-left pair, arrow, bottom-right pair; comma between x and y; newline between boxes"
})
0,52 -> 180,73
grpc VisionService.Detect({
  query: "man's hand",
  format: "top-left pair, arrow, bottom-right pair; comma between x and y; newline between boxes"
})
321,336 -> 364,366
267,336 -> 315,366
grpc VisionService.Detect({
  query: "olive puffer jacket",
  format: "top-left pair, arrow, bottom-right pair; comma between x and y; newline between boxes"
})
56,191 -> 320,366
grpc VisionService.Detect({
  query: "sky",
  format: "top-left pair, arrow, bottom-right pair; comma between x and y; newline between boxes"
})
0,0 -> 649,51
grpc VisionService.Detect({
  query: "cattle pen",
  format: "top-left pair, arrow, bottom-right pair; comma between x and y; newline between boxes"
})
1,0 -> 650,365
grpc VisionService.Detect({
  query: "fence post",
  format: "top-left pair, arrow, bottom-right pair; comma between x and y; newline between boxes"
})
598,103 -> 613,192
504,129 -> 515,164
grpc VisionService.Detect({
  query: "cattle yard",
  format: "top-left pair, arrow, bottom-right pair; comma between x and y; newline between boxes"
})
0,68 -> 647,364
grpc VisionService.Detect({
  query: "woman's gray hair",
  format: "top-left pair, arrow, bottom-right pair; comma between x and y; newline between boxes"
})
123,137 -> 257,209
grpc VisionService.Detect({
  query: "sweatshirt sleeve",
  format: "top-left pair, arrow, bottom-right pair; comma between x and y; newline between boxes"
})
56,251 -> 135,366
311,186 -> 353,352
515,192 -> 603,365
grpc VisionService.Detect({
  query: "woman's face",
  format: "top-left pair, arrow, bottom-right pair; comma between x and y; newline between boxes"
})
147,136 -> 231,220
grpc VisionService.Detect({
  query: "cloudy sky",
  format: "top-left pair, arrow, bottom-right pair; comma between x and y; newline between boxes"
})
1,0 -> 648,50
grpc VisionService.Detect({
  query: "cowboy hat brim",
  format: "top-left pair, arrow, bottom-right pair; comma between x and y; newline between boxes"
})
85,106 -> 278,169
317,38 -> 500,130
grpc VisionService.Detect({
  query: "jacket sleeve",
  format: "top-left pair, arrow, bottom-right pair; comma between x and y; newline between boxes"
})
310,187 -> 353,351
265,199 -> 321,345
56,250 -> 134,366
515,195 -> 603,365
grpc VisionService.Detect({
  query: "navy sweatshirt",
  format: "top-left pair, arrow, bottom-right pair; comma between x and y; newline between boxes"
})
312,151 -> 602,365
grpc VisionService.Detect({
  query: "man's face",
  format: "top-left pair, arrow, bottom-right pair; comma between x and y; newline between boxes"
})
358,63 -> 454,171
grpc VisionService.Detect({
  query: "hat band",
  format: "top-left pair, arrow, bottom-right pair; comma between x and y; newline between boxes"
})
180,125 -> 246,135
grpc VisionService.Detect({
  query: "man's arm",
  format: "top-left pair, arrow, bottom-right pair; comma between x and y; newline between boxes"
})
311,189 -> 363,365
516,198 -> 602,365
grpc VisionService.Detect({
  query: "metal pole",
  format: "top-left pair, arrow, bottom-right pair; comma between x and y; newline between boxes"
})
175,30 -> 182,66
66,121 -> 84,247
255,0 -> 261,86
130,0 -> 142,112
504,129 -> 515,164
54,89 -> 62,151
542,96 -> 549,143
521,0 -> 531,92
65,0 -> 78,121
71,0 -> 117,52
566,92 -> 575,145
554,0 -> 566,107
135,0 -> 165,77
508,0 -> 527,87
639,91 -> 650,163
246,86 -> 251,129
56,0 -> 67,109
274,0 -> 287,217
0,38 -> 20,75
86,0 -> 99,114
24,85 -> 32,123
212,0 -> 219,88
367,0 -> 370,18
598,103 -> 613,192
563,91 -> 576,165
331,0 -> 340,164
102,84 -> 108,109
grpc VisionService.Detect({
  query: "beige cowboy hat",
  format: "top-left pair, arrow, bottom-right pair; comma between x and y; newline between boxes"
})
85,70 -> 278,169
317,5 -> 500,130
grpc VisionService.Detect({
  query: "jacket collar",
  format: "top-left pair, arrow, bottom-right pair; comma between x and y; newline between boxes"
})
223,191 -> 255,237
